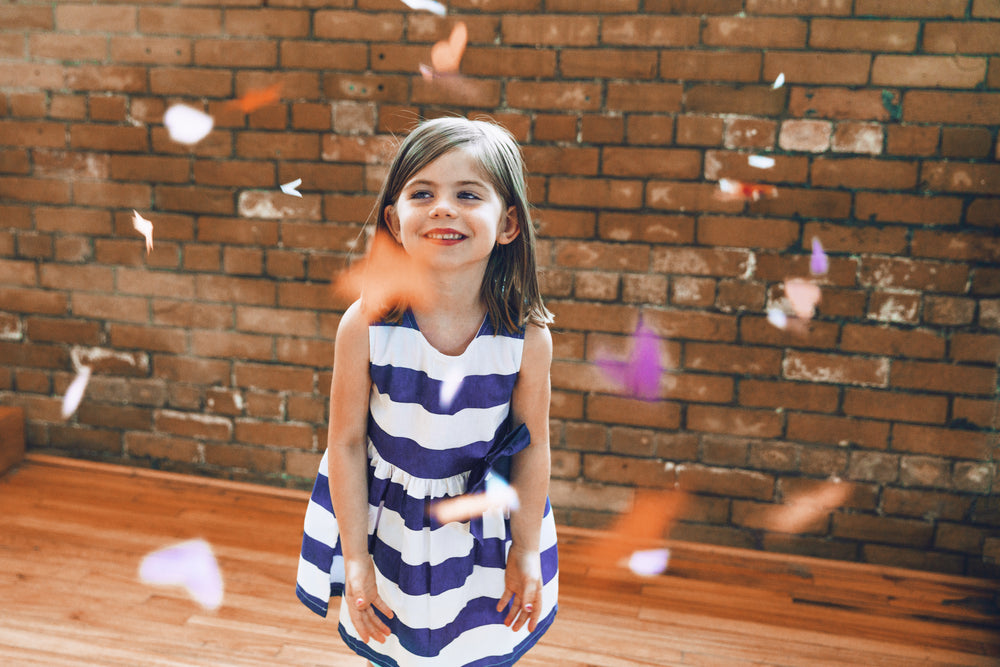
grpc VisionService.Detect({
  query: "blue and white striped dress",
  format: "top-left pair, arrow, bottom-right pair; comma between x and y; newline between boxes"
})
296,309 -> 559,666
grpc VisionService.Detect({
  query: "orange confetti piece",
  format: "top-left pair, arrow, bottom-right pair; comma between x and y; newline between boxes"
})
225,83 -> 282,114
333,230 -> 432,317
717,177 -> 779,202
764,482 -> 849,534
587,490 -> 686,573
421,21 -> 466,79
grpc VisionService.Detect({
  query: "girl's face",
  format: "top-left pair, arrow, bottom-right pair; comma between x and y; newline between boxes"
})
384,148 -> 519,275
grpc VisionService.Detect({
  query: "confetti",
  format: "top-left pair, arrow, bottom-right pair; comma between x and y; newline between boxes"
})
132,210 -> 154,254
809,237 -> 829,276
163,104 -> 214,145
139,539 -> 224,611
595,319 -> 662,401
225,83 -> 282,114
61,366 -> 91,419
431,472 -> 519,524
766,308 -> 788,331
333,230 -> 433,314
421,21 -> 467,79
785,278 -> 821,321
628,548 -> 671,577
438,365 -> 464,410
280,178 -> 303,198
400,0 -> 447,15
718,178 -> 778,202
588,490 -> 686,575
747,155 -> 775,169
772,72 -> 785,89
766,482 -> 849,534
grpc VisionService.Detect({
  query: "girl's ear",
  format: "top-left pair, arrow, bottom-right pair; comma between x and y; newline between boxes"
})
384,205 -> 401,242
496,206 -> 520,246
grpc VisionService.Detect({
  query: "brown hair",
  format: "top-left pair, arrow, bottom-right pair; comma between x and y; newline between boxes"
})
362,117 -> 551,333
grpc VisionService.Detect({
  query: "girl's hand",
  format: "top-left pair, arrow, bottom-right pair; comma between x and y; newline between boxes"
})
496,544 -> 543,633
344,557 -> 394,644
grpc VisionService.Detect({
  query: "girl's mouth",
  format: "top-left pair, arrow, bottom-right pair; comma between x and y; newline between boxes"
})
425,230 -> 465,241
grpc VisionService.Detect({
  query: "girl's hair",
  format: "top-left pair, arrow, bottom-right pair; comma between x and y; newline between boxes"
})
363,117 -> 552,333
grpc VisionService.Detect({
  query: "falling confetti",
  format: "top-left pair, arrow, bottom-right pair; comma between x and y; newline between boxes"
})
421,21 -> 467,79
61,366 -> 91,419
766,308 -> 789,331
225,83 -> 282,114
627,548 -> 671,577
333,230 -> 432,315
765,482 -> 849,534
132,210 -> 153,254
431,472 -> 519,524
163,104 -> 214,145
785,278 -> 821,321
438,365 -> 464,410
717,178 -> 778,202
772,72 -> 785,89
747,155 -> 775,169
595,319 -> 662,401
139,539 -> 224,610
280,178 -> 303,198
809,237 -> 829,276
400,0 -> 447,15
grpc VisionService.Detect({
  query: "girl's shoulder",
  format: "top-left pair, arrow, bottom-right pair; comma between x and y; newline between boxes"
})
520,322 -> 552,365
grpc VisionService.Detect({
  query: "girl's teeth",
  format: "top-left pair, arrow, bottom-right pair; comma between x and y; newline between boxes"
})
428,233 -> 462,239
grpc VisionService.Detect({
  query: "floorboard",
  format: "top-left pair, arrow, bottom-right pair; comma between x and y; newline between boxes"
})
1,454 -> 997,666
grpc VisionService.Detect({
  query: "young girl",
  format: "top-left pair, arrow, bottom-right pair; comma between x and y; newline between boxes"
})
296,117 -> 559,666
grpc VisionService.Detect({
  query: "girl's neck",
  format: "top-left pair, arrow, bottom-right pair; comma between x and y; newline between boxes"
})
409,266 -> 488,355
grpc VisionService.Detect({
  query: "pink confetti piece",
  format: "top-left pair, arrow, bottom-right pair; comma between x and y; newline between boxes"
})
747,155 -> 775,169
767,482 -> 849,534
132,210 -> 153,254
139,539 -> 224,610
400,0 -> 446,15
809,236 -> 829,276
627,548 -> 671,577
785,278 -> 821,321
596,320 -> 662,401
61,366 -> 91,419
163,104 -> 214,145
420,21 -> 466,78
431,472 -> 519,524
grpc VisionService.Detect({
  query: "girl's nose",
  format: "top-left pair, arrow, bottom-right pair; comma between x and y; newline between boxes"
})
429,198 -> 456,218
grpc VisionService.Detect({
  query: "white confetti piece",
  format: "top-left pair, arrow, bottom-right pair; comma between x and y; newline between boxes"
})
748,155 -> 775,169
627,548 -> 671,577
766,308 -> 788,330
772,72 -> 785,89
132,210 -> 153,254
280,178 -> 302,197
438,366 -> 464,410
400,0 -> 446,15
139,539 -> 224,611
163,104 -> 214,145
61,366 -> 91,419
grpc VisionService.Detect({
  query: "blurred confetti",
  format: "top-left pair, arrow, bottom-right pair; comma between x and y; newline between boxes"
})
60,366 -> 91,420
747,155 -> 775,169
225,83 -> 282,114
333,230 -> 433,314
132,210 -> 153,254
772,72 -> 785,89
438,365 -> 464,410
717,177 -> 778,202
766,308 -> 789,331
163,104 -> 214,145
589,490 -> 686,575
595,319 -> 663,401
139,539 -> 224,611
809,237 -> 828,276
280,178 -> 303,198
400,0 -> 447,15
766,482 -> 850,534
785,278 -> 821,321
431,472 -> 519,524
421,21 -> 467,79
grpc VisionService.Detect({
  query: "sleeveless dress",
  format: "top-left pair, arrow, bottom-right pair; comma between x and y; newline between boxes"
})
295,309 -> 559,667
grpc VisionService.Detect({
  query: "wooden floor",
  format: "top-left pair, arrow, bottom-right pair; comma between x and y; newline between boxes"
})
1,454 -> 998,666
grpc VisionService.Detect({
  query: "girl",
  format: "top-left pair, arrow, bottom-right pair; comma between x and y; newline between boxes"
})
296,117 -> 559,666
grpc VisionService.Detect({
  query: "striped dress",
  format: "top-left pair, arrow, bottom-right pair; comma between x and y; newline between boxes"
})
296,309 -> 559,666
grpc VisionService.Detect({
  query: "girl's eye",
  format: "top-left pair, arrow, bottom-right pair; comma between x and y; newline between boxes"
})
409,190 -> 432,199
458,191 -> 480,200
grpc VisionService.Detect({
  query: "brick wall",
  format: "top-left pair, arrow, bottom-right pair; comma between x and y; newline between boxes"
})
1,0 -> 998,577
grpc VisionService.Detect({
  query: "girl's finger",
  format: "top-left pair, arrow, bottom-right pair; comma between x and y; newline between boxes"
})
503,594 -> 520,627
371,594 -> 395,620
496,588 -> 514,614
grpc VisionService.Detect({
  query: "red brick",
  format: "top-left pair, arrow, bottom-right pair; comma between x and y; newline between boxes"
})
742,378 -> 839,413
831,122 -> 883,155
0,121 -> 66,149
841,324 -> 945,360
535,209 -> 596,239
677,463 -> 775,500
903,91 -> 1000,125
778,119 -> 831,152
922,162 -> 1000,195
506,81 -> 600,112
197,275 -> 276,306
812,157 -> 917,190
685,342 -> 783,376
1,4 -> 53,30
602,147 -> 701,179
684,84 -> 786,116
923,295 -> 975,327
281,40 -> 367,72
973,0 -> 1000,17
40,263 -> 114,292
548,177 -> 642,209
893,423 -> 991,460
502,15 -> 598,46
607,82 -> 683,112
583,454 -> 676,488
787,413 -> 889,449
722,119 -> 778,150
950,333 -> 1000,363
855,192 -> 963,226
833,513 -> 933,547
314,10 -> 403,41
30,33 -> 107,61
783,350 -> 889,388
675,116 -> 724,146
126,432 -> 200,464
767,51 -> 872,85
859,257 -> 968,293
697,215 -> 800,250
234,362 -> 314,393
138,7 -> 221,35
602,15 -> 698,46
843,388 -> 948,424
670,276 -> 715,307
651,247 -> 752,278
803,221 -> 907,256
554,241 -> 649,272
560,49 -> 657,80
855,0 -> 968,17
883,488 -> 971,521
747,0 -> 852,12
235,306 -> 318,337
703,17 -> 806,48
688,405 -> 783,438
661,51 -> 762,82
893,361 -> 996,396
873,55 -> 987,88
788,87 -> 890,121
810,19 -> 918,51
224,8 -> 309,37
55,4 -> 135,32
0,62 -> 64,89
276,337 -> 334,368
192,330 -> 272,361
150,67 -> 232,97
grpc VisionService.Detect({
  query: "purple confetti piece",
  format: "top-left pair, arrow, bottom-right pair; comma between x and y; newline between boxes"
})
627,548 -> 671,576
139,539 -> 224,610
810,237 -> 829,276
596,320 -> 662,401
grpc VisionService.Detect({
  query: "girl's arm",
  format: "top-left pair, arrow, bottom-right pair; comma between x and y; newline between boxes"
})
326,300 -> 393,643
497,322 -> 553,632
